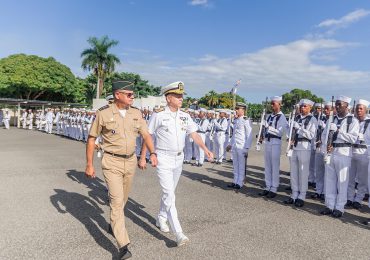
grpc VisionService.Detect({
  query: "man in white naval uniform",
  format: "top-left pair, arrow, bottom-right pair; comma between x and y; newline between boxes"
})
226,102 -> 253,189
21,109 -> 27,129
205,110 -> 216,154
54,108 -> 61,134
284,99 -> 317,207
183,109 -> 194,164
27,109 -> 34,130
308,103 -> 323,187
193,108 -> 209,167
2,109 -> 10,129
320,95 -> 359,218
311,101 -> 333,200
213,110 -> 228,164
259,96 -> 288,198
363,114 -> 370,225
139,81 -> 213,246
45,108 -> 54,134
346,99 -> 369,210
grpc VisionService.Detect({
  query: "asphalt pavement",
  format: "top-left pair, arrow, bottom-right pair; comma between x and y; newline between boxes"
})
0,127 -> 370,260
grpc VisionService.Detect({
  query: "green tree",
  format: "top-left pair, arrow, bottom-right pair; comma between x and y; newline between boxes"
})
81,36 -> 120,99
281,88 -> 323,113
0,54 -> 85,102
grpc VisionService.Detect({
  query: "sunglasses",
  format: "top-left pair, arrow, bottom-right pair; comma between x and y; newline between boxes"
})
118,92 -> 135,98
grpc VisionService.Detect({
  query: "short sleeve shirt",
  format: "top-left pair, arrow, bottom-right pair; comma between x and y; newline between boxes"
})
148,106 -> 197,152
89,103 -> 148,155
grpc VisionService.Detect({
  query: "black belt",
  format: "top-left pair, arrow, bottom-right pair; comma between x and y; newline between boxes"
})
265,134 -> 281,141
296,138 -> 310,142
104,151 -> 135,159
352,144 -> 367,149
206,130 -> 211,132
197,131 -> 206,133
332,143 -> 352,148
216,130 -> 225,132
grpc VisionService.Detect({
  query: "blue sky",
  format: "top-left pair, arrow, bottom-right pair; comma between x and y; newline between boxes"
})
1,0 -> 370,103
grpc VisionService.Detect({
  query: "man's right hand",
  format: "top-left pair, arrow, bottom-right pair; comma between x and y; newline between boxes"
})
138,157 -> 147,170
85,165 -> 96,178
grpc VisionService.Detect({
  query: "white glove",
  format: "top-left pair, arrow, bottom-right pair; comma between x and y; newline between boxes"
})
329,123 -> 337,132
292,121 -> 300,129
263,120 -> 269,128
318,120 -> 325,128
358,133 -> 364,142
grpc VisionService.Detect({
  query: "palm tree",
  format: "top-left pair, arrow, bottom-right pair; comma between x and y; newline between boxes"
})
81,36 -> 120,99
206,91 -> 219,108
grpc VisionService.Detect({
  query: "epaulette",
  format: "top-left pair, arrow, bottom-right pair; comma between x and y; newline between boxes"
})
130,106 -> 140,110
243,116 -> 248,120
154,108 -> 165,113
98,105 -> 109,111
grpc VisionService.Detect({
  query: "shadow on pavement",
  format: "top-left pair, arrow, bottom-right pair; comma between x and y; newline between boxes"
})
50,189 -> 118,259
64,169 -> 176,248
183,163 -> 370,230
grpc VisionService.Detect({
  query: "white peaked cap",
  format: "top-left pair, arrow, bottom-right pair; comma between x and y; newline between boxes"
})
270,96 -> 282,102
336,95 -> 351,104
299,99 -> 314,106
357,99 -> 370,108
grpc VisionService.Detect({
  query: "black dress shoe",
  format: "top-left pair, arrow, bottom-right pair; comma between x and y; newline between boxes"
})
320,207 -> 333,215
284,198 -> 295,204
332,209 -> 343,218
285,186 -> 292,191
294,199 -> 304,207
234,184 -> 241,189
227,183 -> 236,188
352,201 -> 362,210
319,194 -> 325,201
345,200 -> 353,207
198,164 -> 203,167
311,193 -> 320,199
120,245 -> 132,260
266,192 -> 277,198
259,190 -> 269,196
216,162 -> 221,165
362,218 -> 370,225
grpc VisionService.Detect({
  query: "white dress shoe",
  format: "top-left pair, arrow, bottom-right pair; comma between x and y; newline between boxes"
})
156,217 -> 170,233
176,233 -> 190,247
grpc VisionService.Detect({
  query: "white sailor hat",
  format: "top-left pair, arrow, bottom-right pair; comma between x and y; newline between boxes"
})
106,94 -> 114,101
193,110 -> 200,114
161,81 -> 185,95
314,103 -> 323,107
199,107 -> 207,113
270,96 -> 282,102
299,99 -> 314,106
219,109 -> 227,114
324,101 -> 333,107
357,99 -> 370,108
236,102 -> 248,109
208,110 -> 215,114
336,95 -> 351,104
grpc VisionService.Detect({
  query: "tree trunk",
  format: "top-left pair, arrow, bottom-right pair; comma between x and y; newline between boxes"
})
32,91 -> 45,100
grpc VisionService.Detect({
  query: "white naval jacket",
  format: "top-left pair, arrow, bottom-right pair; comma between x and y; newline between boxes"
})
148,106 -> 198,153
230,116 -> 253,150
264,111 -> 288,145
292,113 -> 317,151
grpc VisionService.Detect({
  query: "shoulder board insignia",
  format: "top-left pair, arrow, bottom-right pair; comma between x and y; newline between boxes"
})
98,105 -> 109,111
243,116 -> 248,120
154,108 -> 165,113
130,106 -> 139,110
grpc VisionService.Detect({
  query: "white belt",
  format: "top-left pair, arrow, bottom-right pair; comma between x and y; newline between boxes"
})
157,149 -> 183,156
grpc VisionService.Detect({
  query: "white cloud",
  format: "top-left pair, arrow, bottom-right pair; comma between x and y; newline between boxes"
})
189,0 -> 209,7
317,9 -> 370,36
119,39 -> 370,102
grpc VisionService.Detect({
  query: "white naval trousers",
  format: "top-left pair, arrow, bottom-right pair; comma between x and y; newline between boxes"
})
195,133 -> 206,164
368,158 -> 370,208
325,154 -> 351,212
232,148 -> 247,186
157,151 -> 184,234
347,153 -> 369,203
3,119 -> 9,129
22,120 -> 26,129
28,120 -> 33,130
308,148 -> 316,183
264,143 -> 281,193
215,133 -> 225,163
205,133 -> 213,154
289,150 -> 311,200
45,122 -> 53,133
314,152 -> 325,195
